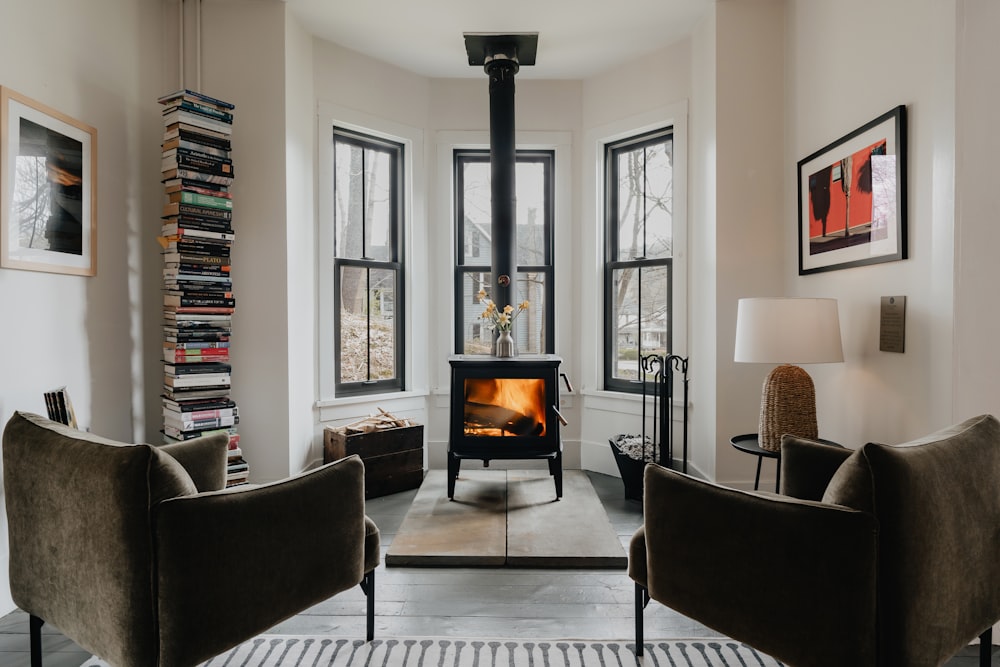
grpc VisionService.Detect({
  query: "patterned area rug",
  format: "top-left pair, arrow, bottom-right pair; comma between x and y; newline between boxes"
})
80,636 -> 785,666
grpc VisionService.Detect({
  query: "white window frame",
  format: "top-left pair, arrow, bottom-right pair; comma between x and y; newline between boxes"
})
580,102 -> 688,401
316,103 -> 427,411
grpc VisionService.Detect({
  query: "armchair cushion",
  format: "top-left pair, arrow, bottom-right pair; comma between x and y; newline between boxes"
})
149,447 -> 199,503
779,434 -> 852,500
159,432 -> 229,492
821,448 -> 874,513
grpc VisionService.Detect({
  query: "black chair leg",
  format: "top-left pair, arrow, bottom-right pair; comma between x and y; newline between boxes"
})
360,569 -> 376,642
981,626 -> 993,667
30,614 -> 43,667
634,582 -> 645,656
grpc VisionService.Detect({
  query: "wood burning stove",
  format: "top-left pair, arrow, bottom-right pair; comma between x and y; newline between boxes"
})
448,355 -> 565,499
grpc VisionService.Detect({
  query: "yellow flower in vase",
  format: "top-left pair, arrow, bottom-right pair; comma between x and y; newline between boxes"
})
477,289 -> 529,333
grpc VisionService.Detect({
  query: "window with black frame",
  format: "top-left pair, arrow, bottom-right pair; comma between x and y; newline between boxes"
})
604,127 -> 673,393
333,127 -> 404,396
454,149 -> 554,355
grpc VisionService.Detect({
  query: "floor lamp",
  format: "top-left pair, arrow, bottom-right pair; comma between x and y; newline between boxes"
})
734,298 -> 844,452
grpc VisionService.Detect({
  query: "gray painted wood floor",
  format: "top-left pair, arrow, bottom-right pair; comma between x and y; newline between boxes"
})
0,472 -> 994,666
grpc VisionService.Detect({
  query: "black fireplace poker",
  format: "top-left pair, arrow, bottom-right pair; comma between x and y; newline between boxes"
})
464,32 -> 537,310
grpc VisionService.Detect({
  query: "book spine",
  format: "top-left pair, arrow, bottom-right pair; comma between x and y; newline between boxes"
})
158,88 -> 235,110
164,415 -> 239,429
162,168 -> 235,187
163,407 -> 238,420
164,202 -> 233,220
163,110 -> 233,134
172,100 -> 234,122
176,129 -> 231,150
164,352 -> 231,364
162,154 -> 234,176
164,375 -> 232,388
161,227 -> 236,242
163,216 -> 234,232
162,253 -> 230,265
176,191 -> 233,210
164,305 -> 236,314
165,341 -> 231,349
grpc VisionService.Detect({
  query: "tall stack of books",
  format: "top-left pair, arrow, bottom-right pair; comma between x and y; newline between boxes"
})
158,89 -> 248,487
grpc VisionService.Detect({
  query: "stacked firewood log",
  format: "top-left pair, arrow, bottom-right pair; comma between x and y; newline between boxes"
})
331,408 -> 416,435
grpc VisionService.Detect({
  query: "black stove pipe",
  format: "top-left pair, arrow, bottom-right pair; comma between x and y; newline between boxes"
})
485,48 -> 519,310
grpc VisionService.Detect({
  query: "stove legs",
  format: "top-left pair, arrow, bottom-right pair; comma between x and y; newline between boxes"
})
447,451 -> 461,500
447,450 -> 563,500
548,451 -> 563,499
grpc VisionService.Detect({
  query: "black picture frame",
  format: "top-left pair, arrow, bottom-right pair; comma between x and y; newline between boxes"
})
797,105 -> 907,275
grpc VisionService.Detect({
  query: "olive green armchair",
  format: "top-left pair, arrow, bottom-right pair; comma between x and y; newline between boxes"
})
3,411 -> 380,667
630,414 -> 1000,666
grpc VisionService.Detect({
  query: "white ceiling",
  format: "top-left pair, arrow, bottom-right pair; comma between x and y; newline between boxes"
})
283,0 -> 715,80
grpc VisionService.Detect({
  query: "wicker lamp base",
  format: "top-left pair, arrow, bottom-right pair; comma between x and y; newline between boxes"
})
758,364 -> 817,452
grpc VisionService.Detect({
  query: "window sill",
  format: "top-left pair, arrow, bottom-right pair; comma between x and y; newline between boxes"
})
316,390 -> 429,423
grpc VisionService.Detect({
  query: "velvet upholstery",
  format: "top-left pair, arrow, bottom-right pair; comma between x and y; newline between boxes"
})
3,411 -> 380,667
630,414 -> 1000,667
778,434 -> 852,500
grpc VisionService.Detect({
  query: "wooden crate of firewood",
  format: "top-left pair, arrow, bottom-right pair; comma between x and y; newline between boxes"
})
323,409 -> 424,499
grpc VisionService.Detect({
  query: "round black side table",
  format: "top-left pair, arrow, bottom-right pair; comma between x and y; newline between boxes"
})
730,433 -> 840,492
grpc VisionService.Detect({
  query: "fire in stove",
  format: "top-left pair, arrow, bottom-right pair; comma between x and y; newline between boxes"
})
463,378 -> 547,438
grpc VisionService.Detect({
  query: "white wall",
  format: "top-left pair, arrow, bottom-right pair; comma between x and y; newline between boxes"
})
285,11 -> 319,473
711,0 -> 787,486
577,40 -> 696,477
953,0 -> 1000,422
310,40 -> 433,453
193,0 -> 294,482
0,0 -> 162,616
786,0 -> 957,449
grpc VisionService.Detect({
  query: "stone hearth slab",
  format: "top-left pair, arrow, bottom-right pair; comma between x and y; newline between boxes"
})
505,470 -> 627,567
384,469 -> 627,568
386,470 -> 507,566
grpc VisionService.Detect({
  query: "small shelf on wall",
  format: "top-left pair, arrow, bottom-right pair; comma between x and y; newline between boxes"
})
158,89 -> 248,486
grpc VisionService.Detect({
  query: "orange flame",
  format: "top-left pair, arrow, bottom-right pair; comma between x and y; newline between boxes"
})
464,378 -> 546,437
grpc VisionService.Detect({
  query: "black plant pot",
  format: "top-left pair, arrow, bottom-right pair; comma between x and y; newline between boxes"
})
608,438 -> 650,502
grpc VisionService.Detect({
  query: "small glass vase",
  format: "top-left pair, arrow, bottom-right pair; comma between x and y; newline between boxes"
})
495,330 -> 516,358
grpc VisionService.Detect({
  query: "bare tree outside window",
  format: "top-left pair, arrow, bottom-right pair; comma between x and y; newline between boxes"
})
605,128 -> 673,391
333,128 -> 403,395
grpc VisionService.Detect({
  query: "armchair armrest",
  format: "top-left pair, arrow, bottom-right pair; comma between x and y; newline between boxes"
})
153,455 -> 368,667
642,464 -> 878,667
159,432 -> 229,492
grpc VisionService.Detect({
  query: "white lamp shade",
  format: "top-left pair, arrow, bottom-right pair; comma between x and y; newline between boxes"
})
734,297 -> 844,364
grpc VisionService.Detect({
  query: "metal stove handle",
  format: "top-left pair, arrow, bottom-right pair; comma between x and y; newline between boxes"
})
552,405 -> 569,426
